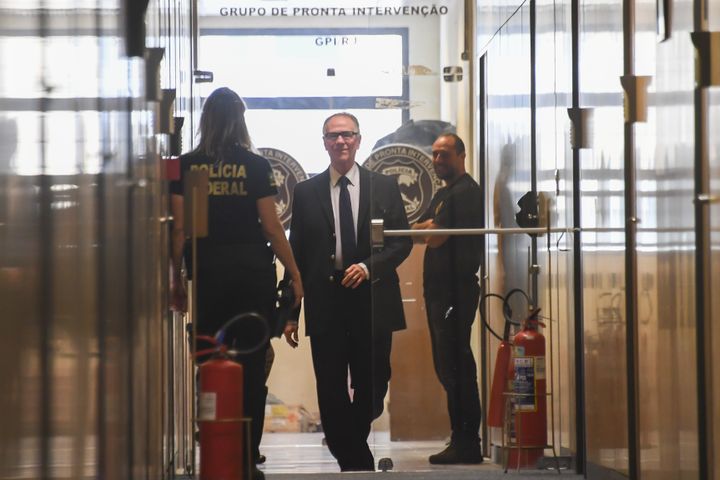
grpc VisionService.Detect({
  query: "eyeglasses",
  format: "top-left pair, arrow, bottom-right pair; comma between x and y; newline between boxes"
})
323,131 -> 359,141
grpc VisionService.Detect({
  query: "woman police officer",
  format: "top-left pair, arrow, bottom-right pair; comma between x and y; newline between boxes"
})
170,87 -> 303,479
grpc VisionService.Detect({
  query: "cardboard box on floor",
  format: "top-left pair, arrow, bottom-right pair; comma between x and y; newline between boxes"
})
263,404 -> 320,433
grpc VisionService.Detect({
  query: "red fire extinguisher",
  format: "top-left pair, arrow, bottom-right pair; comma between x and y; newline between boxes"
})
488,339 -> 513,427
506,307 -> 547,468
484,288 -> 525,428
196,335 -> 244,480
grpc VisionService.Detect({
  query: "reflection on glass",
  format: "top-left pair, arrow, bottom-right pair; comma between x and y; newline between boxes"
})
0,37 -> 108,98
6,112 -> 103,176
494,142 -> 521,297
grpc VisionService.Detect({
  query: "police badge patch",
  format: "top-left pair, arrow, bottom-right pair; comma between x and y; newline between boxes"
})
363,144 -> 442,224
259,147 -> 307,230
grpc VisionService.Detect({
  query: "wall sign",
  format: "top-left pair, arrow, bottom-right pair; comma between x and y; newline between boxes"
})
363,144 -> 441,224
259,147 -> 307,230
217,4 -> 450,17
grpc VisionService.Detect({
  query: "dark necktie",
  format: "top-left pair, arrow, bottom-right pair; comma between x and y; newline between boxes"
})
338,176 -> 356,268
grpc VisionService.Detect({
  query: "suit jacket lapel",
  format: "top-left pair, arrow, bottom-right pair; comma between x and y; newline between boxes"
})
358,165 -> 371,233
313,169 -> 334,231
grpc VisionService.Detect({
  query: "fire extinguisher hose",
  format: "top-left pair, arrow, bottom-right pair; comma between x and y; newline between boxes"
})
194,311 -> 270,359
479,288 -> 531,342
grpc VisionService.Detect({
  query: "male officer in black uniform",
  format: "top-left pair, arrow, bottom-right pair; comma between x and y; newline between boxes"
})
413,133 -> 483,464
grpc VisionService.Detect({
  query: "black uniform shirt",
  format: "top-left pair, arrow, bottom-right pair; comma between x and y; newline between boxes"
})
418,173 -> 483,288
170,145 -> 278,254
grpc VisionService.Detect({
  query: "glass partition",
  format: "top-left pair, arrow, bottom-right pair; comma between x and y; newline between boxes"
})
577,0 -> 629,474
0,2 -> 190,478
635,1 -> 700,477
483,6 -> 540,468
534,0 -> 575,460
710,85 -> 720,480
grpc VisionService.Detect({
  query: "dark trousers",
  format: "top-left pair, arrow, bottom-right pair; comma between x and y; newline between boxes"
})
310,279 -> 392,471
196,262 -> 276,464
425,281 -> 481,444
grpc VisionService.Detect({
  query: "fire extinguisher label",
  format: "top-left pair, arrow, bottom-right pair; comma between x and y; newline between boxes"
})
199,392 -> 217,420
513,357 -> 536,412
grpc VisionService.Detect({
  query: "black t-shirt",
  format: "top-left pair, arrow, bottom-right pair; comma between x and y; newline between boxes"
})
419,173 -> 483,288
170,146 -> 278,255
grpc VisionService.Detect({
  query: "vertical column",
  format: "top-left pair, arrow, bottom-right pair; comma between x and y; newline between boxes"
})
570,0 -> 587,473
691,2 -> 713,477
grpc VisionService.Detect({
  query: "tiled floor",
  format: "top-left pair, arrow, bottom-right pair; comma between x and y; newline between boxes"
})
257,432 -> 581,479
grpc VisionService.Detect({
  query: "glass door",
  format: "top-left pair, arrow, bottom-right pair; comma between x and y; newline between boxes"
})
197,0 -> 468,473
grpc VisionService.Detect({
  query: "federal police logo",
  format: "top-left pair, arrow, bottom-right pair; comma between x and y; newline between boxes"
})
259,147 -> 307,230
363,144 -> 442,223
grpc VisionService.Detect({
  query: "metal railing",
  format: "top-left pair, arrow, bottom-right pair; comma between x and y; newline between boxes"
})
370,218 -> 577,246
369,219 -> 706,247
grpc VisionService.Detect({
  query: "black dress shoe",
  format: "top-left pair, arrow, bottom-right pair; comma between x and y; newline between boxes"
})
251,466 -> 265,480
428,443 -> 483,464
339,456 -> 375,472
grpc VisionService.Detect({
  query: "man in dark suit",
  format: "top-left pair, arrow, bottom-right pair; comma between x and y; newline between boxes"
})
283,112 -> 411,471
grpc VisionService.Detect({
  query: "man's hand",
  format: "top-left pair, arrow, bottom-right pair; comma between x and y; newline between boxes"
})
412,219 -> 433,230
341,263 -> 367,289
411,219 -> 448,248
411,219 -> 433,243
283,323 -> 299,348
